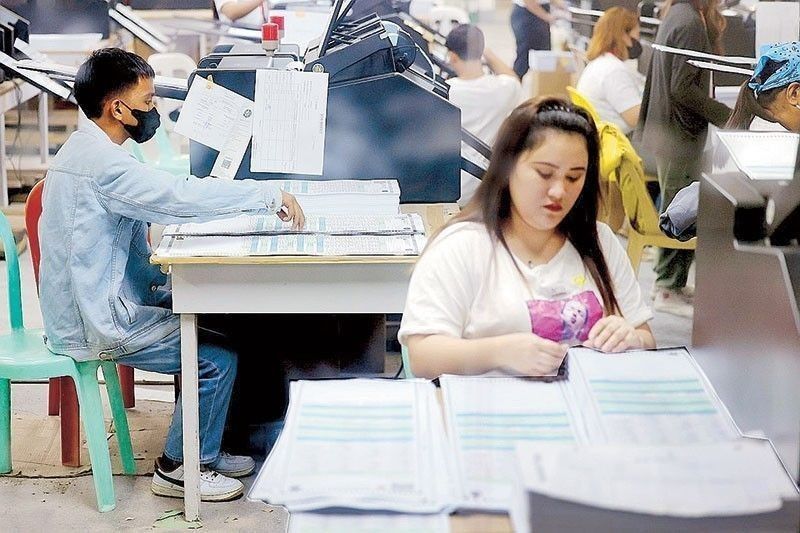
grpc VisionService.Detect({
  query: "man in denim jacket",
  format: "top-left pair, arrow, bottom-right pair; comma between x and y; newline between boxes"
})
38,48 -> 305,501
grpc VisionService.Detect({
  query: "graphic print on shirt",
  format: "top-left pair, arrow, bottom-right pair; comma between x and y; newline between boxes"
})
526,291 -> 603,344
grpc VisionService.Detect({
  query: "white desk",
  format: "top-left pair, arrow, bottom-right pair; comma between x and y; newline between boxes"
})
0,80 -> 48,207
151,204 -> 457,522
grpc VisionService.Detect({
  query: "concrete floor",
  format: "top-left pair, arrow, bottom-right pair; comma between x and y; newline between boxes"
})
0,1 -> 694,530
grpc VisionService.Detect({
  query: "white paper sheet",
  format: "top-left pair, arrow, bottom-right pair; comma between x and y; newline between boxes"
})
439,376 -> 582,511
716,131 -> 797,181
516,440 -> 791,517
288,512 -> 450,533
251,69 -> 329,175
651,43 -> 756,65
567,348 -> 741,445
162,213 -> 426,236
174,76 -> 254,178
249,379 -> 456,513
155,233 -> 427,257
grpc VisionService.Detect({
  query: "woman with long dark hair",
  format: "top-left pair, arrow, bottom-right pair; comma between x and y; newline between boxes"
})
399,97 -> 655,379
636,0 -> 731,318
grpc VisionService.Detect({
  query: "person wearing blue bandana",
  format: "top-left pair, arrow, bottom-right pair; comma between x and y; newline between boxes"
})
727,41 -> 800,131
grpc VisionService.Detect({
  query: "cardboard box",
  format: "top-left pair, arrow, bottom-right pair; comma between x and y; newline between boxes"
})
526,50 -> 577,99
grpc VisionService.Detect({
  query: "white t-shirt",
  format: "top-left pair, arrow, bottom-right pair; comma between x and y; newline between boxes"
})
215,0 -> 268,25
575,53 -> 643,134
448,74 -> 521,205
398,221 -> 652,347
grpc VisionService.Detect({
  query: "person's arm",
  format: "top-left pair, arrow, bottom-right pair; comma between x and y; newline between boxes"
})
620,104 -> 641,129
668,24 -> 731,127
218,0 -> 265,22
584,317 -> 655,352
483,48 -> 517,78
523,0 -> 554,24
407,333 -> 568,379
93,153 -> 303,227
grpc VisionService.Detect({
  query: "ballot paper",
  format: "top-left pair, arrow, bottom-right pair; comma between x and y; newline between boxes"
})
514,440 -> 792,518
439,376 -> 584,511
174,76 -> 254,179
154,233 -> 427,257
272,179 -> 401,215
716,131 -> 798,182
162,213 -> 426,237
249,379 -> 457,513
288,512 -> 451,533
251,69 -> 329,175
567,347 -> 741,445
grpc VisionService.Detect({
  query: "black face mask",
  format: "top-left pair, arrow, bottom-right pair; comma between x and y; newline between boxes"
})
119,101 -> 160,143
628,38 -> 643,60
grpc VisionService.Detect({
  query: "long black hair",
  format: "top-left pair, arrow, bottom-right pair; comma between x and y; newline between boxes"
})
432,96 -> 620,315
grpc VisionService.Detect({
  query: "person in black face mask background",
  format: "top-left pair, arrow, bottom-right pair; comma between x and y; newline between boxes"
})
40,47 -> 305,502
575,7 -> 645,135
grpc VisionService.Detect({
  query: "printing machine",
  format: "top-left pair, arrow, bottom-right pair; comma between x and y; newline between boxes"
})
188,0 -> 463,203
693,133 -> 800,478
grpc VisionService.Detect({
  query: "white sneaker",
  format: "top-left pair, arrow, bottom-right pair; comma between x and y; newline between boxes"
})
151,462 -> 244,502
653,288 -> 694,318
208,452 -> 256,478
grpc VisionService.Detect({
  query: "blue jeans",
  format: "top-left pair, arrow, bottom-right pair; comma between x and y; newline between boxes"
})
114,322 -> 238,464
510,4 -> 551,79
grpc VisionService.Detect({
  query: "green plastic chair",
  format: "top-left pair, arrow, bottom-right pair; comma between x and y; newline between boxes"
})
0,211 -> 136,512
400,345 -> 416,379
127,126 -> 190,176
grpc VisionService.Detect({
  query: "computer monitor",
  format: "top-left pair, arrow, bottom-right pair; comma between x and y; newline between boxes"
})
0,0 -> 110,38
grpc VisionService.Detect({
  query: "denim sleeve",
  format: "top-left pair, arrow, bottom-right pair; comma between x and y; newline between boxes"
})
91,156 -> 282,225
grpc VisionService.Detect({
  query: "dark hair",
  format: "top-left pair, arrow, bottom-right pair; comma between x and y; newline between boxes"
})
445,24 -> 485,61
727,59 -> 788,129
432,97 -> 620,315
74,48 -> 155,119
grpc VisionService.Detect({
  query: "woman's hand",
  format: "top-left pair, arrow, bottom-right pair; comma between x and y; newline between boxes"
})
584,316 -> 643,353
493,333 -> 568,376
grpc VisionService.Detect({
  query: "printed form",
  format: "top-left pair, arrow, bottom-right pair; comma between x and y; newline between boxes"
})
174,76 -> 254,179
252,70 -> 329,175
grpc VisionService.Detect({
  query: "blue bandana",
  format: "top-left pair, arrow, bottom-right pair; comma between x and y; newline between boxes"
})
748,41 -> 800,96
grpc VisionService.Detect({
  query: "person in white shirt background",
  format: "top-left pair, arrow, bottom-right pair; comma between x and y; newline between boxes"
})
214,0 -> 268,26
575,7 -> 644,135
445,24 -> 522,205
399,97 -> 655,379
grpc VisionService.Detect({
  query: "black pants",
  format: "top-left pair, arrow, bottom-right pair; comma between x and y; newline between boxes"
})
510,4 -> 551,79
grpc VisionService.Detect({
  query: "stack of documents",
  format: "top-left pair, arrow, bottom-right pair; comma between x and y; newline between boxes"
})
249,379 -> 457,512
439,347 -> 742,512
162,213 -> 425,237
288,512 -> 450,533
716,131 -> 798,182
274,179 -> 402,215
514,440 -> 798,519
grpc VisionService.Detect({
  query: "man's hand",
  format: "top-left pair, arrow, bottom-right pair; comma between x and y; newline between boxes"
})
278,190 -> 305,230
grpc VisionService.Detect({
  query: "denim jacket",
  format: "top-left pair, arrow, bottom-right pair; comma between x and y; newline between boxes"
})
39,119 -> 281,361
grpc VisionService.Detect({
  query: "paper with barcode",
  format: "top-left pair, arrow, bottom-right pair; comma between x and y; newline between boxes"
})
251,69 -> 329,175
175,75 -> 254,179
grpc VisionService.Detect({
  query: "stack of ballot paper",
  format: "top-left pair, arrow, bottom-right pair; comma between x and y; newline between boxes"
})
249,379 -> 457,512
716,131 -> 798,182
273,179 -> 402,216
439,347 -> 742,512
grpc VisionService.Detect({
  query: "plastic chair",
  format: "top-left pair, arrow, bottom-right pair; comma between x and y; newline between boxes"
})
429,5 -> 470,37
400,345 -> 416,379
0,210 -> 136,512
25,180 -> 136,467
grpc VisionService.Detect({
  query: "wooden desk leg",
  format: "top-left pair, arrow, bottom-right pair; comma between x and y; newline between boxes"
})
180,313 -> 201,522
38,93 -> 48,165
60,377 -> 81,467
